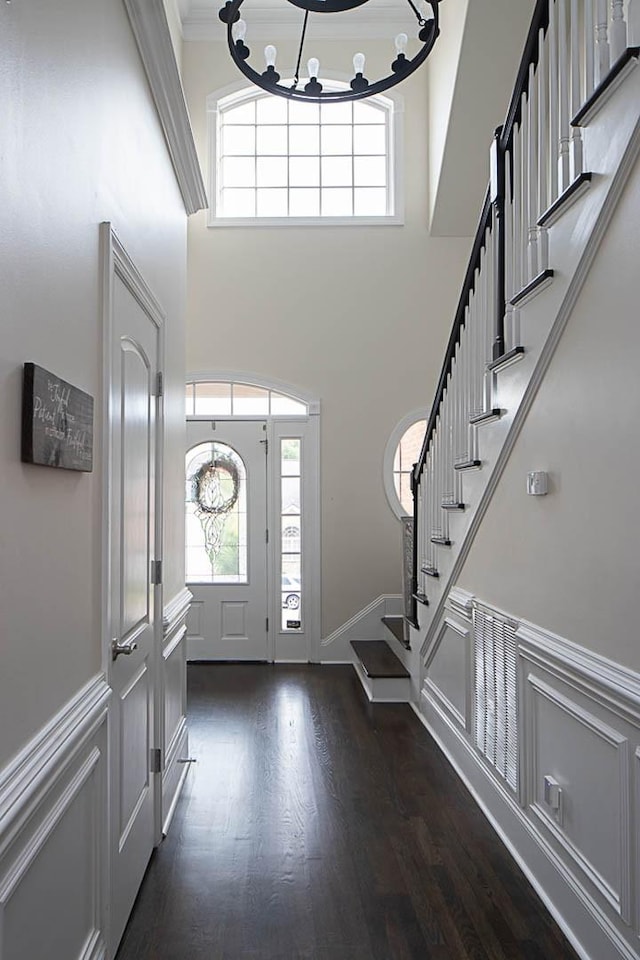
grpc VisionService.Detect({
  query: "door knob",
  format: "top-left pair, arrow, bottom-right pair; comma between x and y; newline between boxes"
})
112,639 -> 138,660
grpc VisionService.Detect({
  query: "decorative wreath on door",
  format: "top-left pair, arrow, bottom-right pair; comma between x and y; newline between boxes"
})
192,455 -> 241,515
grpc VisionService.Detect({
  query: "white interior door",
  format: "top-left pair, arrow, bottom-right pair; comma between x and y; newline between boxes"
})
186,420 -> 268,660
105,233 -> 162,956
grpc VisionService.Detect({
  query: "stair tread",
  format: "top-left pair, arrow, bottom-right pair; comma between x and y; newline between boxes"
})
381,615 -> 406,644
350,640 -> 410,679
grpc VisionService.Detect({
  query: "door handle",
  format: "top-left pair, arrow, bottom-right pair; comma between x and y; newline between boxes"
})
112,639 -> 138,660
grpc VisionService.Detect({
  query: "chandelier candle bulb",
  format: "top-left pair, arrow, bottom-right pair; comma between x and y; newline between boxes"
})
232,18 -> 246,40
218,0 -> 440,102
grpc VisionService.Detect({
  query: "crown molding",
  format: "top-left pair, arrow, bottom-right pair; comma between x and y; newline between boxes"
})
124,0 -> 208,215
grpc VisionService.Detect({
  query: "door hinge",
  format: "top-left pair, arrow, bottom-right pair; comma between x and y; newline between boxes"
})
265,528 -> 269,544
156,371 -> 163,397
266,617 -> 269,632
150,748 -> 162,774
151,559 -> 162,585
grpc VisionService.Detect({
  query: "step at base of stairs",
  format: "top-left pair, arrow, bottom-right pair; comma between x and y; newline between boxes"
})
350,640 -> 411,703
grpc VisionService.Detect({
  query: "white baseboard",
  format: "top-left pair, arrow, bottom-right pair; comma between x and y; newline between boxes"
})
320,595 -> 403,661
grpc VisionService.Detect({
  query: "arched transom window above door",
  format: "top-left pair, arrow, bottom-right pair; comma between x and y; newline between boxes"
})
185,380 -> 309,417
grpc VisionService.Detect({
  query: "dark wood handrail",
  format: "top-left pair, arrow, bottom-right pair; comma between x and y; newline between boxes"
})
414,188 -> 492,479
413,0 -> 550,485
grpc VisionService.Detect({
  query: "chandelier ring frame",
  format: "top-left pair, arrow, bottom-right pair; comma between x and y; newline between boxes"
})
219,0 -> 440,104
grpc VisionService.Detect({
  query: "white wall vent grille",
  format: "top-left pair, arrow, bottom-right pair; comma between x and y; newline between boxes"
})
473,604 -> 519,793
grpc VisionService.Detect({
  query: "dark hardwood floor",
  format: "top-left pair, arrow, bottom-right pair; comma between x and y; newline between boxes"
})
116,664 -> 579,960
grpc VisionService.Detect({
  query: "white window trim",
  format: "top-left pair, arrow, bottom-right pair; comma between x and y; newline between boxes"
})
206,77 -> 404,228
383,408 -> 426,520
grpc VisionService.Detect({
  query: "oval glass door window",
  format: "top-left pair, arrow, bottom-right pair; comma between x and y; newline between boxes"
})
185,441 -> 248,583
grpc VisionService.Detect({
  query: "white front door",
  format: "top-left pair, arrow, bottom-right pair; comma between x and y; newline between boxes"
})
105,230 -> 162,956
186,419 -> 268,660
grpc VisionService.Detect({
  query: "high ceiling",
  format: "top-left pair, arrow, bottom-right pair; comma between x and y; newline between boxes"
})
177,0 -> 425,41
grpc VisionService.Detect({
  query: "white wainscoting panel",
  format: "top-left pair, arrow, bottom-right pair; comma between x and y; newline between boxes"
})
0,675 -> 109,960
424,616 -> 471,732
419,593 -> 640,960
526,674 -> 631,921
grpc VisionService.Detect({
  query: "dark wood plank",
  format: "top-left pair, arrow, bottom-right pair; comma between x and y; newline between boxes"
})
350,640 -> 410,678
115,664 -> 580,960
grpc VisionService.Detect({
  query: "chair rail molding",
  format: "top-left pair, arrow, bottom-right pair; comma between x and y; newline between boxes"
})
0,674 -> 111,854
163,586 -> 193,636
123,0 -> 207,215
0,675 -> 110,960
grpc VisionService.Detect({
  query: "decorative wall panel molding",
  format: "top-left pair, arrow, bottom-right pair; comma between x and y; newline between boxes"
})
162,589 -> 191,835
123,0 -> 207,215
420,593 -> 640,960
423,616 -> 471,731
0,677 -> 109,960
526,674 -> 632,922
163,586 -> 193,636
0,674 -> 110,852
445,587 -> 474,622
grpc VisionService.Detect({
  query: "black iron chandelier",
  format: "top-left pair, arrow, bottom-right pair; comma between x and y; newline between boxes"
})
218,0 -> 441,103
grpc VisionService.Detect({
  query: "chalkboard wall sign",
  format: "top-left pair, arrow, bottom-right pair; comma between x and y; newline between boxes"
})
22,363 -> 94,472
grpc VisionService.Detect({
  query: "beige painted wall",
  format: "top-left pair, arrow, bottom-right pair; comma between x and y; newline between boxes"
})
458,155 -> 640,671
0,0 -> 187,766
428,0 -> 535,235
182,39 -> 473,636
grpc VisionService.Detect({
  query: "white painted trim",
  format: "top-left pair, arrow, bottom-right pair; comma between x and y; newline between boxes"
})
445,586 -> 475,621
163,624 -> 188,662
517,620 -> 640,725
413,694 -> 640,960
0,674 -> 110,858
321,594 -> 402,647
123,0 -> 207,215
382,407 -> 428,520
527,674 -> 632,921
573,52 -> 640,127
0,748 -> 101,903
79,929 -> 106,960
351,662 -> 411,703
206,78 -> 404,228
423,615 -> 471,732
423,676 -> 466,731
163,587 -> 193,636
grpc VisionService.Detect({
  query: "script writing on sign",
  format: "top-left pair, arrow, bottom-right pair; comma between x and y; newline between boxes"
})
22,363 -> 94,472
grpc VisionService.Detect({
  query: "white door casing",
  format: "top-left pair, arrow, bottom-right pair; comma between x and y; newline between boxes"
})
186,419 -> 268,661
185,383 -> 321,663
101,225 -> 164,957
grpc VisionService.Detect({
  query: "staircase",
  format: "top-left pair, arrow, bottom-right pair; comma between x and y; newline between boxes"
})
410,0 -> 640,674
